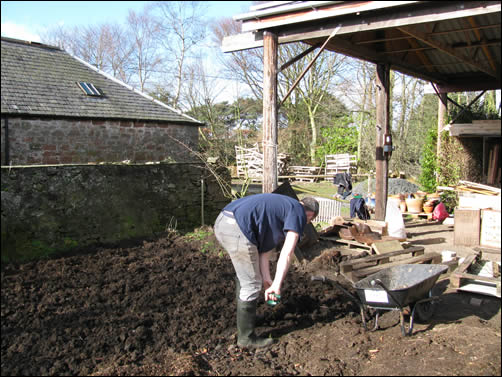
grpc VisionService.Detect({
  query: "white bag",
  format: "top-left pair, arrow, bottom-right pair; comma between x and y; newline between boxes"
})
385,199 -> 407,239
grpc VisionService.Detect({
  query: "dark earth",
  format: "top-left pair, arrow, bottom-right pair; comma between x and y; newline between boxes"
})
1,220 -> 500,376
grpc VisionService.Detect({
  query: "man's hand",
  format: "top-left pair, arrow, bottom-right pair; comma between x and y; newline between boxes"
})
265,285 -> 281,303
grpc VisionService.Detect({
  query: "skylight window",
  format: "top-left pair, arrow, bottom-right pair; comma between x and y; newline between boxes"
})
77,82 -> 102,96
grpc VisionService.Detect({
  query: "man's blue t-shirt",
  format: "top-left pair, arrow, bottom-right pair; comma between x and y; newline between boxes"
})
223,193 -> 307,253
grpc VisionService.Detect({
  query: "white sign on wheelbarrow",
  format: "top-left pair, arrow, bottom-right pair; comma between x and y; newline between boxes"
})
364,289 -> 389,303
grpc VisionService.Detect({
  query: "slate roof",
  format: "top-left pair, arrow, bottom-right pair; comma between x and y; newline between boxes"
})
1,37 -> 202,125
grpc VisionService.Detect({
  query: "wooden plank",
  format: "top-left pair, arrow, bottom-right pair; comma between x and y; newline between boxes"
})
339,246 -> 425,283
457,186 -> 499,195
451,255 -> 501,296
321,236 -> 373,251
372,240 -> 403,255
350,252 -> 442,281
454,208 -> 480,246
340,246 -> 425,270
458,180 -> 501,194
473,120 -> 502,125
450,253 -> 479,288
240,1 -> 420,32
223,2 -> 501,53
474,246 -> 501,255
487,145 -> 495,185
451,272 -> 500,284
449,124 -> 501,137
488,144 -> 500,185
289,165 -> 322,182
480,209 -> 501,248
494,262 -> 500,278
352,219 -> 388,236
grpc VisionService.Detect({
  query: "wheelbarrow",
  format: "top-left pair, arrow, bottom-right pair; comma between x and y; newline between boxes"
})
312,264 -> 449,336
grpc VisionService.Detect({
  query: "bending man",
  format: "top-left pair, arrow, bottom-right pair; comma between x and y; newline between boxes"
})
214,193 -> 319,348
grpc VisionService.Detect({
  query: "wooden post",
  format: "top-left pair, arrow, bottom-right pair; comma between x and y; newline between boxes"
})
375,64 -> 390,221
437,92 -> 447,182
263,31 -> 278,193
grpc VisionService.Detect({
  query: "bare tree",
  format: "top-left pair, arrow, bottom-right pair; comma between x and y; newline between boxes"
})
72,25 -> 111,70
106,23 -> 136,85
184,58 -> 223,116
40,24 -> 76,52
280,43 -> 347,163
391,73 -> 430,176
338,60 -> 377,172
186,59 -> 227,158
127,8 -> 163,92
154,1 -> 208,109
213,18 -> 349,163
211,18 -> 264,100
42,23 -> 135,85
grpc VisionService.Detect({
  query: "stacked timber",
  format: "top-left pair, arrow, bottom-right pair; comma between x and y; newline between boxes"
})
442,181 -> 501,249
235,144 -> 290,180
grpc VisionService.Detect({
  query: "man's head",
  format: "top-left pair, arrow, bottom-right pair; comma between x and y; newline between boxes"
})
300,197 -> 319,223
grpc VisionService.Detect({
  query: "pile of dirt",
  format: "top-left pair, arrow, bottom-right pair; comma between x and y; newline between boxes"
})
1,222 -> 500,376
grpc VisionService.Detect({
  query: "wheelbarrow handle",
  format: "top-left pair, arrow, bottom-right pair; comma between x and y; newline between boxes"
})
311,275 -> 361,304
371,279 -> 404,311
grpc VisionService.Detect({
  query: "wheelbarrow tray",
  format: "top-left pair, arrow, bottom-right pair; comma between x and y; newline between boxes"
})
354,264 -> 448,309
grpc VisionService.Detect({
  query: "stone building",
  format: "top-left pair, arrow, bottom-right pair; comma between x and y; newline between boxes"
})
1,37 -> 202,166
0,37 -> 233,262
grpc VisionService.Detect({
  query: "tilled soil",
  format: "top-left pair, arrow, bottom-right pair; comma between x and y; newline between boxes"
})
1,222 -> 500,376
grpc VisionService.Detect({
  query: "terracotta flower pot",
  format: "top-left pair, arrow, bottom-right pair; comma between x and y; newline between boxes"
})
423,205 -> 434,213
405,198 -> 423,213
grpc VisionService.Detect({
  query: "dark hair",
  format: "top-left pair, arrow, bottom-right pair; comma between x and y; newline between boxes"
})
301,197 -> 319,218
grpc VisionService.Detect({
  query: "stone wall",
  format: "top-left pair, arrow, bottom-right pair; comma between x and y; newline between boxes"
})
1,117 -> 199,166
1,163 -> 231,262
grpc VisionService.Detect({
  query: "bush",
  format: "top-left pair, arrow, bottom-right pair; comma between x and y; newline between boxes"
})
440,190 -> 458,214
419,128 -> 438,192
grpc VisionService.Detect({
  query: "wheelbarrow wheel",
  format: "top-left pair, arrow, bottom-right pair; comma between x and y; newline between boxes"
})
413,300 -> 435,322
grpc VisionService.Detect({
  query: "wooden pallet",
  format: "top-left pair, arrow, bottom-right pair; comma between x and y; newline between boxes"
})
339,246 -> 442,283
324,154 -> 357,179
289,166 -> 322,182
450,252 -> 501,297
320,236 -> 407,256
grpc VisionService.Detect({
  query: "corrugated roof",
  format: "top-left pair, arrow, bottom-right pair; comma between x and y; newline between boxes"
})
224,1 -> 501,92
1,37 -> 202,125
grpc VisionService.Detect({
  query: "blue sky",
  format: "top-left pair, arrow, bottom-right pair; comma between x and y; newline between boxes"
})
1,1 -> 252,42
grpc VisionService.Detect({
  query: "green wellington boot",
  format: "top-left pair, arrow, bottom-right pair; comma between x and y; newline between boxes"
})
236,298 -> 274,348
235,278 -> 264,324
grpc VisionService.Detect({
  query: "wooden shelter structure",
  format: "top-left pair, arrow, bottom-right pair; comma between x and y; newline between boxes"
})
222,1 -> 501,219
